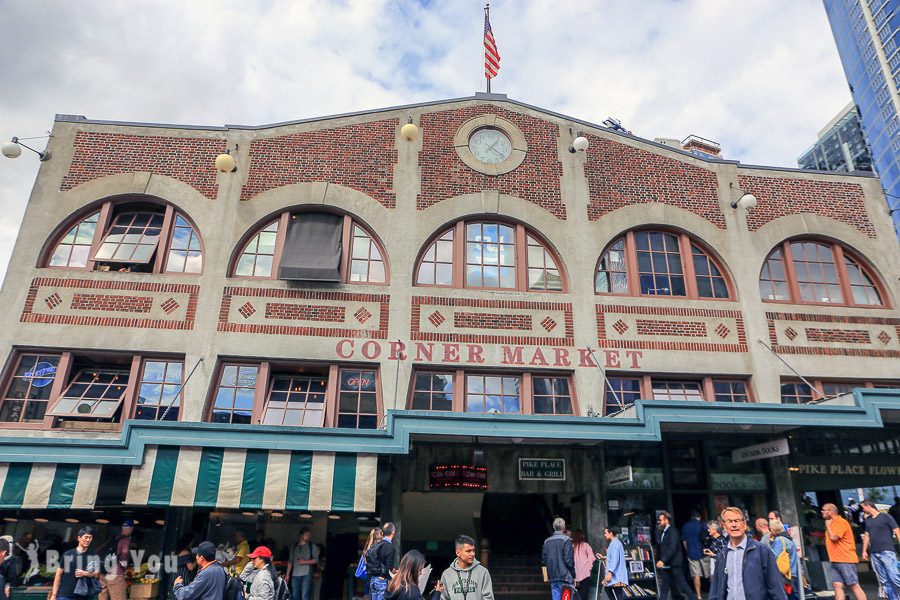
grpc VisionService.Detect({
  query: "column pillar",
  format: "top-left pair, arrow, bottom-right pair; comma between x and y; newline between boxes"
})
583,446 -> 607,539
769,455 -> 799,526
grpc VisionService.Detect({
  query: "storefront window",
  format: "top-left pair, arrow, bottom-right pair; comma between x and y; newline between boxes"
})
263,374 -> 327,426
213,365 -> 259,424
465,374 -> 520,414
338,369 -> 378,429
0,353 -> 61,422
411,372 -> 453,411
668,442 -> 706,489
532,377 -> 573,415
135,360 -> 183,420
48,369 -> 130,420
604,378 -> 642,414
652,380 -> 703,401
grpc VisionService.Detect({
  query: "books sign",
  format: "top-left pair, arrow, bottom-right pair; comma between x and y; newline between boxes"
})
519,458 -> 566,481
731,438 -> 790,464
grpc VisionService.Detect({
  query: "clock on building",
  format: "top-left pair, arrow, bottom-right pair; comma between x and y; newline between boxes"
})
469,128 -> 513,164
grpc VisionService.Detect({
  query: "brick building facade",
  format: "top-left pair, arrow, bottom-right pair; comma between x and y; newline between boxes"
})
1,94 -> 898,596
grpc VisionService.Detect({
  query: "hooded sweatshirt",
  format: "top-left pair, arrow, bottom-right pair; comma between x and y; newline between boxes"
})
440,559 -> 494,600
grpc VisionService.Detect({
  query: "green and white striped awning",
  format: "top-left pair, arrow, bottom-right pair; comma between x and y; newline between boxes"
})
0,463 -> 102,509
125,446 -> 377,512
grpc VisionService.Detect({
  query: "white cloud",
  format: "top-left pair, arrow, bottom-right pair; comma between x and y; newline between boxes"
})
0,0 -> 850,283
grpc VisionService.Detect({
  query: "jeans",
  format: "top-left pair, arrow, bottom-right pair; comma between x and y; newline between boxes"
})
550,582 -> 565,600
871,551 -> 900,600
369,577 -> 387,600
292,574 -> 312,600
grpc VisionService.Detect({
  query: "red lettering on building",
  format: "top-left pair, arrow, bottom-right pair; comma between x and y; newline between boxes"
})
553,348 -> 571,367
604,349 -> 621,368
502,346 -> 525,365
466,344 -> 485,364
443,343 -> 460,362
336,339 -> 354,359
389,340 -> 407,360
415,342 -> 434,362
362,340 -> 382,360
578,348 -> 598,368
625,350 -> 643,368
529,347 -> 548,366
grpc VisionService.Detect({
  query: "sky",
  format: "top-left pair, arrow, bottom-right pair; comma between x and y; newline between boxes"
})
0,0 -> 851,283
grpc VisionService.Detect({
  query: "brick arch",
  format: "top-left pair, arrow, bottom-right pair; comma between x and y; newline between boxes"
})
584,135 -> 724,228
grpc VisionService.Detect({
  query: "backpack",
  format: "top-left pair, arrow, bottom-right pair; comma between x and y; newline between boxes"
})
270,567 -> 291,600
223,568 -> 246,600
365,541 -> 385,577
772,535 -> 792,583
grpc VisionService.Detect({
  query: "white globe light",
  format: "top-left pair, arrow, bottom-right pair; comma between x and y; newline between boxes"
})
215,152 -> 235,172
2,141 -> 22,159
740,193 -> 758,209
572,136 -> 589,152
400,122 -> 419,142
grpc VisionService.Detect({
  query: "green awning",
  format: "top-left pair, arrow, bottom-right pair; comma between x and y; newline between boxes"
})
124,445 -> 377,512
0,463 -> 102,509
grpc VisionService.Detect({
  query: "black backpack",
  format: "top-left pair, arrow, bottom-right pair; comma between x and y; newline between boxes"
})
365,541 -> 385,577
270,566 -> 291,600
222,567 -> 245,600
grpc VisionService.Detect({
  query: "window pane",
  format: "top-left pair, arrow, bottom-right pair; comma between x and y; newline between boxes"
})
236,221 -> 278,278
789,241 -> 843,303
417,229 -> 454,287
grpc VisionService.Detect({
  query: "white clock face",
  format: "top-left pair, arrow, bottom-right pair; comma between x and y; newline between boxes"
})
469,128 -> 512,164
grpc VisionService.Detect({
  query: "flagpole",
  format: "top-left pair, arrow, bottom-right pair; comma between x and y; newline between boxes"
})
485,4 -> 491,93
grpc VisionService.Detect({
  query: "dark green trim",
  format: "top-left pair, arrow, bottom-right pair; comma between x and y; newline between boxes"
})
239,449 -> 268,509
0,463 -> 32,508
194,447 -> 223,508
47,464 -> 80,509
331,454 -> 357,511
285,451 -> 313,511
148,446 -> 179,506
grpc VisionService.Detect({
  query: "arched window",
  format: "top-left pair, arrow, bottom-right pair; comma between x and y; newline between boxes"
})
595,230 -> 732,299
415,220 -> 565,292
231,211 -> 387,284
44,199 -> 203,274
760,239 -> 885,307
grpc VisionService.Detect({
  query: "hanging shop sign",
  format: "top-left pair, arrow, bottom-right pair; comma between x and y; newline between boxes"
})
731,438 -> 790,464
429,464 -> 488,490
519,458 -> 566,481
606,465 -> 634,486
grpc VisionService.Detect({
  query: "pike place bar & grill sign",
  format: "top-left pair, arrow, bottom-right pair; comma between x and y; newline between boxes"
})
519,458 -> 566,481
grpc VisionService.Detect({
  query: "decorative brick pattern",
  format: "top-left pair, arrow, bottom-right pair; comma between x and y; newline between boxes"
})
739,175 -> 875,238
45,293 -> 62,310
428,310 -> 446,328
264,303 -> 345,322
241,120 -> 398,207
418,106 -> 566,218
160,298 -> 180,314
805,327 -> 871,344
238,302 -> 256,319
635,319 -> 707,337
412,297 -> 574,346
597,305 -> 747,352
584,135 -> 724,227
766,312 -> 900,358
60,132 -> 226,200
540,316 -> 557,332
454,312 -> 533,331
71,293 -> 153,314
784,327 -> 798,341
218,287 -> 389,338
354,307 -> 373,324
22,278 -> 198,330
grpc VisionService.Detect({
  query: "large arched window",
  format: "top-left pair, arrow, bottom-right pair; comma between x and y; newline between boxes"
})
759,239 -> 886,307
45,198 -> 203,274
415,220 -> 565,291
231,211 -> 387,284
595,230 -> 732,299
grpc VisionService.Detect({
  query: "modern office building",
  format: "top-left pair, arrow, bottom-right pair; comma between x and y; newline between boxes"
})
823,0 -> 900,232
798,102 -> 874,173
0,94 -> 898,597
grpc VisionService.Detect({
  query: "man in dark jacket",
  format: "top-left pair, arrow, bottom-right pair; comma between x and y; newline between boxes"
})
656,512 -> 693,600
173,541 -> 226,600
708,507 -> 787,600
541,518 -> 575,600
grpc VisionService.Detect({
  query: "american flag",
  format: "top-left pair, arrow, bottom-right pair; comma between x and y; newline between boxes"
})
484,11 -> 500,79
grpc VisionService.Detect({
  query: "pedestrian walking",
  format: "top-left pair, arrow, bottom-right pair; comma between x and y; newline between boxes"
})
221,531 -> 251,575
821,503 -> 866,600
367,523 -> 398,600
860,499 -> 900,600
386,550 -> 427,600
542,517 -> 575,600
708,507 -> 786,600
0,535 -> 19,591
241,546 -> 276,600
360,528 -> 384,600
173,541 -> 226,600
286,528 -> 319,600
755,518 -> 772,546
571,530 -> 595,599
436,535 -> 493,600
703,521 -> 727,574
0,539 -> 11,600
682,510 -> 708,600
99,519 -> 133,600
50,527 -> 101,600
656,511 -> 693,600
599,528 -> 628,600
769,519 -> 799,600
176,534 -> 198,587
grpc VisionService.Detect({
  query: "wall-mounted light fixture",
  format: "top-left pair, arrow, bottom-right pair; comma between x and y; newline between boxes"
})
400,116 -> 419,142
2,135 -> 52,161
215,144 -> 239,173
729,183 -> 757,209
569,135 -> 589,153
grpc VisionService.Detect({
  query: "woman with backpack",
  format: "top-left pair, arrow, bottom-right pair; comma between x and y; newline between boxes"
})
385,550 -> 428,600
360,528 -> 383,600
768,519 -> 799,600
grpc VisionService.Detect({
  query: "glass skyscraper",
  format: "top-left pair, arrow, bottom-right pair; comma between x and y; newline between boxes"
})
824,0 -> 900,233
798,102 -> 873,172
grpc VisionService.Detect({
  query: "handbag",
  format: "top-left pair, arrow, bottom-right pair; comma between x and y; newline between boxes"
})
74,574 -> 102,598
354,555 -> 367,579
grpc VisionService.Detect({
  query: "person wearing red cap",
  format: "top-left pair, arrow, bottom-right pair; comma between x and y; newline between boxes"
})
240,546 -> 275,600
